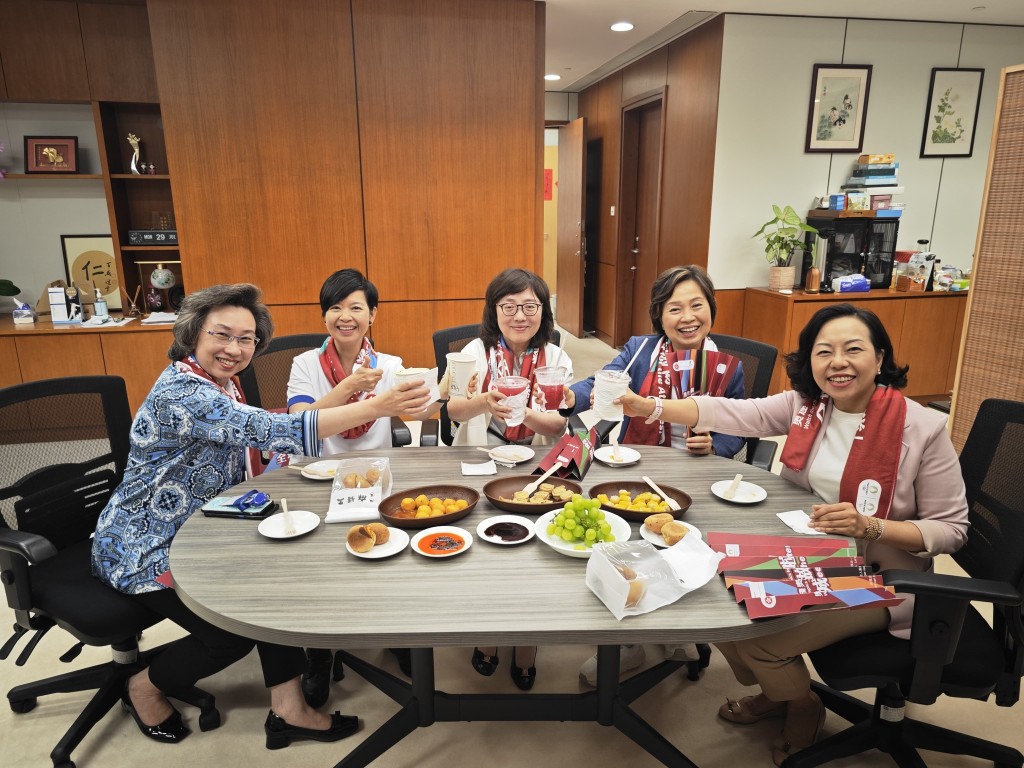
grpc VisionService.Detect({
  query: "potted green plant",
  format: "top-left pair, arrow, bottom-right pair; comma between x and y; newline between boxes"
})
0,279 -> 20,298
754,205 -> 818,290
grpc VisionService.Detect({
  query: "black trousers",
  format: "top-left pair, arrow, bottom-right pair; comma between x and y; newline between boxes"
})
134,588 -> 305,696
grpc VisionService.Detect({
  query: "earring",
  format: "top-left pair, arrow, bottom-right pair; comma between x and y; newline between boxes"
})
876,368 -> 881,375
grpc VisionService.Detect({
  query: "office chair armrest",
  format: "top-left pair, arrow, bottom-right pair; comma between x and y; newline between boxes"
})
419,418 -> 439,447
749,439 -> 777,471
885,568 -> 1022,607
0,528 -> 59,565
390,417 -> 412,447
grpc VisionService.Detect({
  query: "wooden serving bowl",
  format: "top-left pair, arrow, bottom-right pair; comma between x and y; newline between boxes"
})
588,480 -> 692,522
378,484 -> 479,530
482,474 -> 583,514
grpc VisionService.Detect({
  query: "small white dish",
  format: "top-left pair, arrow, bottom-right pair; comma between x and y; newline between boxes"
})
594,445 -> 641,467
346,527 -> 410,559
300,460 -> 340,481
476,515 -> 536,546
258,510 -> 320,539
410,526 -> 473,558
533,510 -> 631,559
711,479 -> 768,504
488,446 -> 535,465
639,520 -> 701,548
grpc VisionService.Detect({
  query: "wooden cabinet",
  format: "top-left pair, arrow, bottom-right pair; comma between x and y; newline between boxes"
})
0,0 -> 91,102
79,1 -> 159,103
742,287 -> 968,401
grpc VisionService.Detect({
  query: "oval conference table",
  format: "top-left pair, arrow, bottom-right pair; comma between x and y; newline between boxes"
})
170,445 -> 825,768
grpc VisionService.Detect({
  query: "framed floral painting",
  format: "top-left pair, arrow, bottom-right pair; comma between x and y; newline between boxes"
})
805,64 -> 872,153
920,68 -> 984,158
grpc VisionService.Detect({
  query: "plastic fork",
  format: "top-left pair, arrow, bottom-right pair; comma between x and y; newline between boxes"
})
642,475 -> 681,512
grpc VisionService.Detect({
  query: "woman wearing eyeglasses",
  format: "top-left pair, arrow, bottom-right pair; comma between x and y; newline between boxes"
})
445,268 -> 571,690
91,284 -> 431,751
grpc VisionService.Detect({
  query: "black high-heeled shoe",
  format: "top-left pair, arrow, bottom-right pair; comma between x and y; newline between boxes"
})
264,710 -> 359,750
121,684 -> 190,744
510,647 -> 536,691
471,647 -> 499,676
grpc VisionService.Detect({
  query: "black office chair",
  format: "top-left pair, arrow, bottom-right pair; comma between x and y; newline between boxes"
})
236,333 -> 416,449
0,376 -> 219,768
710,333 -> 779,471
432,324 -> 562,445
785,398 -> 1024,768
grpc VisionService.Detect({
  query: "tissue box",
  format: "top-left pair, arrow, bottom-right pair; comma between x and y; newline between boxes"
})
832,274 -> 871,293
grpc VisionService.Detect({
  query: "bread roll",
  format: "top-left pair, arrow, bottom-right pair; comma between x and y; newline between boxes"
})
366,522 -> 390,544
661,520 -> 689,546
346,524 -> 376,553
644,513 -> 674,534
625,578 -> 646,608
614,563 -> 637,580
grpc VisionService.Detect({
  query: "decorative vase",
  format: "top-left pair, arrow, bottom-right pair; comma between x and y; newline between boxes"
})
768,265 -> 796,291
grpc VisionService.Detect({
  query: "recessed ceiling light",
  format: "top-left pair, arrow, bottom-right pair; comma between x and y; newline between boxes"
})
610,22 -> 634,32
544,74 -> 561,81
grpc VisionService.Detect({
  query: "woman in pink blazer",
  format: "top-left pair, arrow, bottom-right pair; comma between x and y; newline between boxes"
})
616,303 -> 968,767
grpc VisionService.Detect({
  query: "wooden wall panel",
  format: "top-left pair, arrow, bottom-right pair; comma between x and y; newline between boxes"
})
659,16 -> 724,271
100,330 -> 173,413
621,48 -> 667,103
712,288 -> 744,336
371,299 -> 487,370
79,1 -> 159,102
147,0 -> 365,303
0,338 -> 20,388
0,0 -> 90,101
264,304 -> 331,340
353,0 -> 544,302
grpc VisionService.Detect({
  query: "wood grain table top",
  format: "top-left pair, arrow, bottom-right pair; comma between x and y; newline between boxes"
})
170,446 -> 823,649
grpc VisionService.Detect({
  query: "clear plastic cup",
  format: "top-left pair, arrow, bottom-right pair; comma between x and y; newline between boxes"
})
534,365 -> 568,411
593,369 -> 630,421
446,352 -> 476,398
494,375 -> 530,427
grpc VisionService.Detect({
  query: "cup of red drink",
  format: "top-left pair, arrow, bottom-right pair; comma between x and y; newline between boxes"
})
494,375 -> 530,426
534,366 -> 568,411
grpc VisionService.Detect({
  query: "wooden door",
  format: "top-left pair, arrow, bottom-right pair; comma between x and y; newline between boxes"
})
556,118 -> 586,337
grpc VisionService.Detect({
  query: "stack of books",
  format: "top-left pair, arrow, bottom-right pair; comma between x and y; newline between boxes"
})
706,531 -> 902,619
841,153 -> 904,218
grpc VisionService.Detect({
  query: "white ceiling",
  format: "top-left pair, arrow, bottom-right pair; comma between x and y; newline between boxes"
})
544,0 -> 1024,91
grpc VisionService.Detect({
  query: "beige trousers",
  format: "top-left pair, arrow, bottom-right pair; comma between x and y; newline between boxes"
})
714,607 -> 890,702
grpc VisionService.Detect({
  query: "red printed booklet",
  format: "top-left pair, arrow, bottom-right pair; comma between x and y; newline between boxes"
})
707,532 -> 902,619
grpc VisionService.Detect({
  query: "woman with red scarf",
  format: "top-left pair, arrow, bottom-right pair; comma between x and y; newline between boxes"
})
446,269 -> 570,690
615,303 -> 969,767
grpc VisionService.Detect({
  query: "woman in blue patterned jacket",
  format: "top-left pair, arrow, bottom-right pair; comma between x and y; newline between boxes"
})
91,284 -> 430,750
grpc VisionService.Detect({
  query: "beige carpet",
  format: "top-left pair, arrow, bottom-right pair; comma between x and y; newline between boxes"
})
3,329 -> 1020,767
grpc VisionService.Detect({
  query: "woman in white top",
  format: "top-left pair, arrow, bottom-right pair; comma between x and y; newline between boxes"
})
446,268 -> 571,690
286,268 -> 419,703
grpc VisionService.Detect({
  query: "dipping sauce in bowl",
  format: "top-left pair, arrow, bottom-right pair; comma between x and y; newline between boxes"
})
483,521 -> 529,542
410,526 -> 473,558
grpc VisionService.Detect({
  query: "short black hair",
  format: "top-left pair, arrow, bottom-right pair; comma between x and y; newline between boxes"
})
479,268 -> 554,350
649,265 -> 717,336
319,269 -> 379,315
784,303 -> 909,400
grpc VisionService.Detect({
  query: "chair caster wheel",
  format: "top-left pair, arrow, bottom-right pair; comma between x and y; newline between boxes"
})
199,709 -> 221,731
332,653 -> 345,682
10,697 -> 37,713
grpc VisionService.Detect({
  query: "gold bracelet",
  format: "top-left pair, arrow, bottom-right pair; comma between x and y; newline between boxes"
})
863,516 -> 883,541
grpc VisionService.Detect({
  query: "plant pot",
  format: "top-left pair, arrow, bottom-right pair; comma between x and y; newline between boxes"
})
768,265 -> 796,291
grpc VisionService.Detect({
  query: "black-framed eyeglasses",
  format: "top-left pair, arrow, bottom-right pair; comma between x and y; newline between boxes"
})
203,329 -> 260,348
232,489 -> 270,511
497,302 -> 543,317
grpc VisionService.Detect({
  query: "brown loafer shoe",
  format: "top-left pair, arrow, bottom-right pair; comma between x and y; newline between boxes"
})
718,694 -> 787,724
770,692 -> 825,766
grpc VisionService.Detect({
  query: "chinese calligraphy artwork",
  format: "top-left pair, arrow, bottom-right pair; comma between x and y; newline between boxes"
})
61,235 -> 122,310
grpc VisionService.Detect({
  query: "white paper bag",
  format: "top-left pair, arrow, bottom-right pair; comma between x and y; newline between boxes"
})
324,457 -> 392,524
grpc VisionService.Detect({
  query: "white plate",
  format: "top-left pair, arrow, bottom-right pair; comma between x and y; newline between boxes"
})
711,479 -> 768,504
410,526 -> 473,558
258,510 -> 321,539
488,446 -> 535,465
533,510 -> 631,559
639,520 -> 702,548
346,527 -> 410,559
594,445 -> 641,467
300,460 -> 340,481
476,515 -> 536,546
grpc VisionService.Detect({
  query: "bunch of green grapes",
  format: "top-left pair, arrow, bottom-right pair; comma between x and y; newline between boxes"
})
546,495 -> 615,549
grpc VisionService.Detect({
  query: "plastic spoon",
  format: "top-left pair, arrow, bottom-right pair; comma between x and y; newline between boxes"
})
642,475 -> 681,512
724,473 -> 743,500
280,497 -> 296,536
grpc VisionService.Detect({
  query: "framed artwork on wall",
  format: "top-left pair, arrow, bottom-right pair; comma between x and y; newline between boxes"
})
920,68 -> 985,158
24,136 -> 79,173
61,235 -> 122,310
805,64 -> 872,153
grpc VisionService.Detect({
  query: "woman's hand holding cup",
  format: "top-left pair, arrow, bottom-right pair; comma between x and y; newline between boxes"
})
615,388 -> 650,418
379,378 -> 432,416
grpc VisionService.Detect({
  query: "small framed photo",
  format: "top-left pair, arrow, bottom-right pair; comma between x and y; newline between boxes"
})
24,136 -> 79,173
920,68 -> 985,158
805,64 -> 872,153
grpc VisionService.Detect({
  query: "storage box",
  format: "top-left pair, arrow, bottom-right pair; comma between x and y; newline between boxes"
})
845,191 -> 869,211
858,153 -> 895,164
870,195 -> 892,210
828,194 -> 846,210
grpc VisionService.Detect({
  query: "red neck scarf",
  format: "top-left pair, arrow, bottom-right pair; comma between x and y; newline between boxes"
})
622,337 -> 705,446
780,386 -> 906,519
482,339 -> 545,443
318,337 -> 377,439
175,356 -> 262,478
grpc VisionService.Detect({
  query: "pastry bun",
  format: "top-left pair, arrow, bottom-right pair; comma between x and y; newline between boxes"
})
661,520 -> 689,546
625,578 -> 646,608
366,522 -> 390,545
346,524 -> 376,553
644,512 -> 674,534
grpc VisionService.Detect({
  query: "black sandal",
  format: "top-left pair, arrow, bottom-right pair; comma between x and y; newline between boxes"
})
510,647 -> 536,691
471,647 -> 499,676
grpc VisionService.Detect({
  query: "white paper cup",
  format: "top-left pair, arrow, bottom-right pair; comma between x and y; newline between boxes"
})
446,353 -> 476,398
593,370 -> 630,421
394,367 -> 439,402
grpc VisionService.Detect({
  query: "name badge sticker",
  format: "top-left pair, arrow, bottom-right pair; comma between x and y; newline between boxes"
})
856,479 -> 882,516
672,359 -> 695,372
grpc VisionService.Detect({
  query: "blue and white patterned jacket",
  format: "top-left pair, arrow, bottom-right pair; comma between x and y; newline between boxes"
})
91,364 -> 321,594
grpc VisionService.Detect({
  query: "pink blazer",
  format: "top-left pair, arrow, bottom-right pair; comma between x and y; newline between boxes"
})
694,390 -> 969,638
